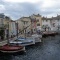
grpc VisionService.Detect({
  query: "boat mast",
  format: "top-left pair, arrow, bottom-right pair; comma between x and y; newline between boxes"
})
16,22 -> 18,38
25,29 -> 26,39
7,22 -> 9,44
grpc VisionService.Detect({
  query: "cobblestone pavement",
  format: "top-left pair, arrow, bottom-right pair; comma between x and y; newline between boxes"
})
0,35 -> 60,60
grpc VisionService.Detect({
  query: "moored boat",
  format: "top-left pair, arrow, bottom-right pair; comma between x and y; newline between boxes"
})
32,34 -> 42,43
10,37 -> 35,46
42,31 -> 57,37
0,44 -> 25,53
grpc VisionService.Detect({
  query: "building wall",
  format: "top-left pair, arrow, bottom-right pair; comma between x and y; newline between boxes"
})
42,16 -> 60,31
9,21 -> 17,37
4,17 -> 17,38
0,14 -> 5,27
50,19 -> 60,31
16,17 -> 31,34
42,20 -> 51,27
16,20 -> 23,31
0,18 -> 3,25
30,14 -> 42,31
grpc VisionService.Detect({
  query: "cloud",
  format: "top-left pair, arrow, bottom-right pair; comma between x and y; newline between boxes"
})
0,0 -> 60,20
2,3 -> 40,19
4,0 -> 41,3
0,4 -> 5,13
41,0 -> 55,8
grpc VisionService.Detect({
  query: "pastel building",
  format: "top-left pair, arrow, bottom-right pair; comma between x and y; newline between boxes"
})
16,17 -> 31,34
30,14 -> 42,31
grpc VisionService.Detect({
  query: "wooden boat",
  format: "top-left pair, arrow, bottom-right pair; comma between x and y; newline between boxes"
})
0,44 -> 25,53
49,32 -> 55,36
42,32 -> 49,37
10,37 -> 35,46
42,31 -> 57,37
32,34 -> 42,43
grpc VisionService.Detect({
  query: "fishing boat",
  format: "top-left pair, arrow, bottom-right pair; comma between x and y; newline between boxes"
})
0,23 -> 26,53
10,37 -> 35,46
0,44 -> 25,53
42,31 -> 57,37
32,34 -> 42,43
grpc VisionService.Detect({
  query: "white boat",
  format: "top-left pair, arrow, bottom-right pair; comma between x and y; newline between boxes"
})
32,34 -> 42,43
9,33 -> 42,46
9,37 -> 35,46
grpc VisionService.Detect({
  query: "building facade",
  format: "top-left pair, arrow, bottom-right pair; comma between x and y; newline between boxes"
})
0,13 -> 17,40
30,14 -> 42,32
16,17 -> 31,34
42,15 -> 60,31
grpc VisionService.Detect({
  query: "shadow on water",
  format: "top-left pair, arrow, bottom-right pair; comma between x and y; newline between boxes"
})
25,42 -> 43,50
0,52 -> 12,60
0,51 -> 26,60
0,42 -> 43,60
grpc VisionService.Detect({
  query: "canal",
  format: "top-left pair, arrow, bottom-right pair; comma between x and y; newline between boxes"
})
0,35 -> 60,60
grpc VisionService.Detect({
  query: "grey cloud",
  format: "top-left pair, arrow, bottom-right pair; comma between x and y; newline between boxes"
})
0,0 -> 60,20
2,2 -> 40,20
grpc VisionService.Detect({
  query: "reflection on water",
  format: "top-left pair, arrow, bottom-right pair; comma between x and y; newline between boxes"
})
0,35 -> 60,60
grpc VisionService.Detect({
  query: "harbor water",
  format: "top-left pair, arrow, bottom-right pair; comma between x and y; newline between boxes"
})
0,35 -> 60,60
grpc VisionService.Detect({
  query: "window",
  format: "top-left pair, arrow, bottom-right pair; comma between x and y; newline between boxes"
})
46,20 -> 48,22
58,19 -> 59,21
53,23 -> 55,27
37,24 -> 40,26
23,22 -> 25,25
23,21 -> 28,25
37,19 -> 39,22
43,20 -> 44,22
34,29 -> 35,31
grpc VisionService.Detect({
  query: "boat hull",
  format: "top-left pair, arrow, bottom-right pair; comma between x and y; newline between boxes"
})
32,34 -> 42,43
0,44 -> 25,53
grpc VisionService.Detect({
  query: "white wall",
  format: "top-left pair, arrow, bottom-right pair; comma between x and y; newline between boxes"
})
42,19 -> 60,31
50,20 -> 59,31
10,22 -> 17,37
42,20 -> 51,27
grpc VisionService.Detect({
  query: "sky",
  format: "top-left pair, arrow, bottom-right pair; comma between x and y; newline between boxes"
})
0,0 -> 60,20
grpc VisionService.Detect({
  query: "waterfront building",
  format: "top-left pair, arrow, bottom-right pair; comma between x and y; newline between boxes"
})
0,13 -> 17,40
42,17 -> 51,31
16,17 -> 31,34
42,15 -> 60,31
9,20 -> 17,38
30,14 -> 42,31
0,13 -> 5,40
